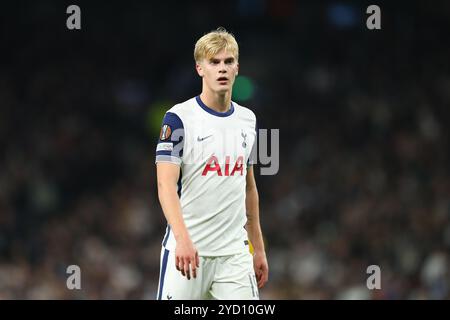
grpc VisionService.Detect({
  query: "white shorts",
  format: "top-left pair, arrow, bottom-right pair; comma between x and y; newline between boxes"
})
156,247 -> 259,300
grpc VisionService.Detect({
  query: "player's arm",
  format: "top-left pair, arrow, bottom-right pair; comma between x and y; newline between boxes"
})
157,162 -> 199,280
245,165 -> 269,288
155,111 -> 198,280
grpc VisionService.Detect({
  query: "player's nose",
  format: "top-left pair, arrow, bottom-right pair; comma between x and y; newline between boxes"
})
219,62 -> 228,72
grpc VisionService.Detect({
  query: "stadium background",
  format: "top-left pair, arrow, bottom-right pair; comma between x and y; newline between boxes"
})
0,0 -> 449,299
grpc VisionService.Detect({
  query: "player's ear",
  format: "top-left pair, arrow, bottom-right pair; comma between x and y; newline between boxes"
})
196,62 -> 204,77
236,62 -> 239,76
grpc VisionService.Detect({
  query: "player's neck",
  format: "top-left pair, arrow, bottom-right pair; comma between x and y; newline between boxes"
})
199,90 -> 231,113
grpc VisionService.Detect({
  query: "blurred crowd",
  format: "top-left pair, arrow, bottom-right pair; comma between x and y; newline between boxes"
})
0,1 -> 449,299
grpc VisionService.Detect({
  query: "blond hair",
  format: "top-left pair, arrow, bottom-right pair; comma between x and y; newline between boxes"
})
194,27 -> 239,63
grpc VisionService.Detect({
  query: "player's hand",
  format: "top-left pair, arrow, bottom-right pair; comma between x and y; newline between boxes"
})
253,251 -> 268,288
175,236 -> 200,280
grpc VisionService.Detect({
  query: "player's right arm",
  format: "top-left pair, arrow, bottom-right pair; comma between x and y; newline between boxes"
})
156,162 -> 199,280
155,111 -> 199,280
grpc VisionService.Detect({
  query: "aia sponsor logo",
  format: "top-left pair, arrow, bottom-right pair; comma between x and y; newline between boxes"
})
202,155 -> 244,176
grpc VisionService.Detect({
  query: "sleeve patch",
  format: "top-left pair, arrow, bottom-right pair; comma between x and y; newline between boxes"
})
156,142 -> 174,152
159,124 -> 172,141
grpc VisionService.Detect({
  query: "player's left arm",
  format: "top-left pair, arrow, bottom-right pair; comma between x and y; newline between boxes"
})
245,165 -> 269,288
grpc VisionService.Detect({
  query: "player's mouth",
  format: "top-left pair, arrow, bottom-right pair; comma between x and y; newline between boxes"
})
217,77 -> 229,85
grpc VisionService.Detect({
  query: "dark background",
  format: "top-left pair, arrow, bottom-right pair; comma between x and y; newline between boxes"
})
0,0 -> 449,299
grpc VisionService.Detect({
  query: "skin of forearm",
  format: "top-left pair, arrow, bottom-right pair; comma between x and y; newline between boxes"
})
157,181 -> 190,241
245,185 -> 265,253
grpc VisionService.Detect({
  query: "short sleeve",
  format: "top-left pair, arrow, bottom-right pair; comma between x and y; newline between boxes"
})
155,112 -> 184,165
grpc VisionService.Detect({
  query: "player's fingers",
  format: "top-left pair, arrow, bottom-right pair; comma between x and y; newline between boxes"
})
175,256 -> 180,271
258,268 -> 268,288
255,269 -> 263,287
179,257 -> 186,277
257,276 -> 264,288
192,257 -> 197,279
255,267 -> 262,280
184,257 -> 191,280
195,251 -> 200,268
258,273 -> 266,288
255,270 -> 263,287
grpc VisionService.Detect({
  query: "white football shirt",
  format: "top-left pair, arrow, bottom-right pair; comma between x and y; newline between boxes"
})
155,96 -> 257,256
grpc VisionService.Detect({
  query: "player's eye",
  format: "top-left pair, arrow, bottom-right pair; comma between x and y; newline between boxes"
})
225,58 -> 234,64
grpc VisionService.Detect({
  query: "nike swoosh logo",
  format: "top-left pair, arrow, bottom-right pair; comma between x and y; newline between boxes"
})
197,134 -> 213,142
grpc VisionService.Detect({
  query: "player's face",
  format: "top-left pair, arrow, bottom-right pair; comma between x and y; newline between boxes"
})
196,49 -> 239,94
